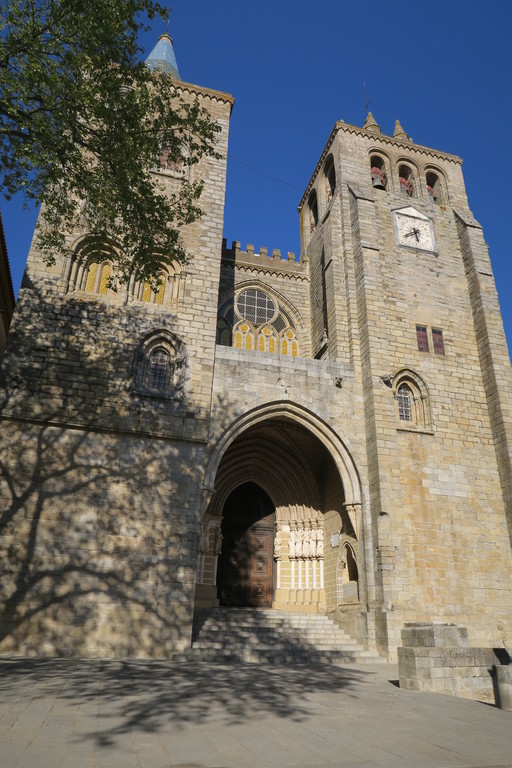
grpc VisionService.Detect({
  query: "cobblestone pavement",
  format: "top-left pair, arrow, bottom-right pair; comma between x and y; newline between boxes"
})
0,659 -> 511,768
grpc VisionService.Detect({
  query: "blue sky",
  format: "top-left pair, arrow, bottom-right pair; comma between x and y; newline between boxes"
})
3,0 -> 512,356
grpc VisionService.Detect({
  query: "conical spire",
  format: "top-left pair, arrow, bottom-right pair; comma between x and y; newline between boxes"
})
145,33 -> 181,80
363,111 -> 381,134
393,119 -> 409,141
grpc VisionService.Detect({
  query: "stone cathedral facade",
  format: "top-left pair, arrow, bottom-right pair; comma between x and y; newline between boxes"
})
1,34 -> 512,660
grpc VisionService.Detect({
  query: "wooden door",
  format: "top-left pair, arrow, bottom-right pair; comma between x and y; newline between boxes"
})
218,483 -> 275,607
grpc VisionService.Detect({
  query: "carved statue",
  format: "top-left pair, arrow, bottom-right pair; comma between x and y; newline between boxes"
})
214,529 -> 223,556
288,521 -> 297,559
198,520 -> 209,554
302,522 -> 311,558
314,523 -> 324,558
296,521 -> 305,558
274,528 -> 282,560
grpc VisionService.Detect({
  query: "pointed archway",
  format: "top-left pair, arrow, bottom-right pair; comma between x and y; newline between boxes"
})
195,404 -> 363,616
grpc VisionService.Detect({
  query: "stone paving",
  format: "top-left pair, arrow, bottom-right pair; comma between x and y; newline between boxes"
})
0,658 -> 511,768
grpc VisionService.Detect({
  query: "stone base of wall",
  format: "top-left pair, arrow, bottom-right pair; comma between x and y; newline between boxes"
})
398,622 -> 511,704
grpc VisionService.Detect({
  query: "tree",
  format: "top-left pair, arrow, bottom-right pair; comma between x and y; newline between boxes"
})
0,1 -> 221,286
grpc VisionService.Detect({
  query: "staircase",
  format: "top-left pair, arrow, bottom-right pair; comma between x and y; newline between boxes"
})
179,607 -> 383,664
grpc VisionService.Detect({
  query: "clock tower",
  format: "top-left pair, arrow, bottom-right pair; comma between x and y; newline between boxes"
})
298,112 -> 512,652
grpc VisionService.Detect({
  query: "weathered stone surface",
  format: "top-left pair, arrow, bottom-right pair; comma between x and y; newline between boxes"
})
1,47 -> 512,660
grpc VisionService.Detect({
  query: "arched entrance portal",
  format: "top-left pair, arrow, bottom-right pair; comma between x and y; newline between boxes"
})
195,409 -> 363,617
218,482 -> 275,607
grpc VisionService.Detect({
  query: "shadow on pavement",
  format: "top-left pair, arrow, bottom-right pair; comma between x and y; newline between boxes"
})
0,658 -> 374,747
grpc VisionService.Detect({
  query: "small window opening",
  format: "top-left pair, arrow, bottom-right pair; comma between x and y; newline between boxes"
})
416,325 -> 429,352
426,172 -> 442,204
432,328 -> 445,355
399,165 -> 415,197
308,190 -> 319,232
397,384 -> 413,421
148,350 -> 168,390
370,156 -> 387,190
325,157 -> 336,202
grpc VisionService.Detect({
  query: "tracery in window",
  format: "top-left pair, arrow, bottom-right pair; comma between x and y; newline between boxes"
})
257,325 -> 277,354
280,328 -> 299,358
234,321 -> 255,351
392,369 -> 432,431
217,287 -> 303,358
236,289 -> 276,325
133,330 -> 186,400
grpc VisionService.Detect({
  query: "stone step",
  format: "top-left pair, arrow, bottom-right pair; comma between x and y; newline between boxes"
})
190,608 -> 382,664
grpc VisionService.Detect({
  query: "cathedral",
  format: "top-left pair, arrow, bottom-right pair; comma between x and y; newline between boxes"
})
1,32 -> 511,661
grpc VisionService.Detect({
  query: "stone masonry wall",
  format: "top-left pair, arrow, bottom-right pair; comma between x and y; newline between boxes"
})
0,82 -> 232,657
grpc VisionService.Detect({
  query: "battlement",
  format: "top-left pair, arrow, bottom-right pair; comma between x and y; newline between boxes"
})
221,240 -> 307,278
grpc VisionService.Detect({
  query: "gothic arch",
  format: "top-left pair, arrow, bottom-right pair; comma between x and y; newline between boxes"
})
392,367 -> 432,430
197,402 -> 364,614
132,328 -> 187,400
203,401 -> 361,507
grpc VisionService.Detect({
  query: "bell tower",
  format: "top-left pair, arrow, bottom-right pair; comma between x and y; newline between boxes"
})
0,30 -> 234,657
298,111 -> 512,653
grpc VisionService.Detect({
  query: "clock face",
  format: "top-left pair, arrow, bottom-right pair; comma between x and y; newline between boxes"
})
394,208 -> 435,252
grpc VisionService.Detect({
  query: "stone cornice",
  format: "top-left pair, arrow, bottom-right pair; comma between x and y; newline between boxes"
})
221,260 -> 309,282
298,120 -> 463,211
173,80 -> 234,110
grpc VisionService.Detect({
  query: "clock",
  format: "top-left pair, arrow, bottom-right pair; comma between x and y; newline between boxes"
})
393,207 -> 436,252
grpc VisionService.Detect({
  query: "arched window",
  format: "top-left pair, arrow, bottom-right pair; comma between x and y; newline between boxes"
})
337,542 -> 360,604
397,384 -> 413,421
148,349 -> 168,390
308,190 -> 318,233
130,263 -> 186,307
83,261 -> 113,295
66,238 -> 121,296
223,286 -> 303,357
392,369 -> 432,431
370,154 -> 387,190
257,325 -> 278,354
426,170 -> 444,204
280,328 -> 299,357
233,321 -> 255,351
324,155 -> 336,203
141,274 -> 166,305
133,330 -> 186,400
398,164 -> 415,198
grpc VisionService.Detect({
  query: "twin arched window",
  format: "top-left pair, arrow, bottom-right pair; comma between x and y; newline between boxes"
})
82,260 -> 114,295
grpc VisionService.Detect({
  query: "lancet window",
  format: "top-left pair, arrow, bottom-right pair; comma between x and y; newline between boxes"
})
392,369 -> 432,431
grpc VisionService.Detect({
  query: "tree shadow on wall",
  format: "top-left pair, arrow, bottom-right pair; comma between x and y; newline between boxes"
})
0,279 -> 210,657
